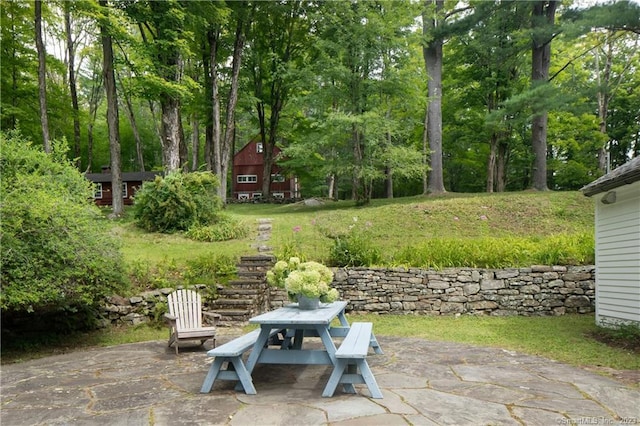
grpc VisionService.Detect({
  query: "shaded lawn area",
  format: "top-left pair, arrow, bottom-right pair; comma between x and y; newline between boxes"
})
2,314 -> 638,384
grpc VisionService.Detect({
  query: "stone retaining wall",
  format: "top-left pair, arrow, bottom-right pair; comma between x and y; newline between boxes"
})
103,265 -> 595,326
328,265 -> 595,316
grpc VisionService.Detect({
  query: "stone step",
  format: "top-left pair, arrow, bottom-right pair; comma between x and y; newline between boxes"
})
226,279 -> 264,288
211,298 -> 255,306
236,270 -> 268,279
240,255 -> 275,263
216,288 -> 261,296
216,308 -> 250,316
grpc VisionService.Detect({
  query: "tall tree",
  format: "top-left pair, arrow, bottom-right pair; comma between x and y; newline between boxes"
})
64,3 -> 81,166
530,0 -> 558,191
98,0 -> 123,216
247,1 -> 309,200
422,0 -> 445,194
35,0 -> 50,152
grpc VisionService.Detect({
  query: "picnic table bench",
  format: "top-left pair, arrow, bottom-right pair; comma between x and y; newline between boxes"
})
200,328 -> 282,395
322,322 -> 383,398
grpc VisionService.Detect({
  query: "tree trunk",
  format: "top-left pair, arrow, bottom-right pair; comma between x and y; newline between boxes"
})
117,72 -> 145,172
530,0 -> 557,191
487,133 -> 498,193
191,116 -> 199,172
35,0 -> 50,153
208,28 -> 222,178
99,0 -> 123,216
496,141 -> 508,192
423,0 -> 446,194
422,103 -> 429,194
220,17 -> 246,204
125,92 -> 145,172
65,6 -> 81,167
596,36 -> 613,173
85,67 -> 102,173
160,98 -> 183,172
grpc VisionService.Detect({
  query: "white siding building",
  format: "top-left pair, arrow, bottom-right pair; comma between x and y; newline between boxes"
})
581,157 -> 640,328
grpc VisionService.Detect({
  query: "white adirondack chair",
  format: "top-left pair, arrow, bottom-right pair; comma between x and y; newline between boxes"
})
164,289 -> 221,354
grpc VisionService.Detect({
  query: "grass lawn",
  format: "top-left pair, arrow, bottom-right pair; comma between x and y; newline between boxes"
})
3,314 -> 638,379
4,191 -> 637,384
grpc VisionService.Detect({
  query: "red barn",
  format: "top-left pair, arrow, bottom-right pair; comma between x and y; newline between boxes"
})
85,169 -> 162,206
232,138 -> 299,201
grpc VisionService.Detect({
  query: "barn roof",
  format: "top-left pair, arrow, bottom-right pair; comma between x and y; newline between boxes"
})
85,171 -> 162,183
581,156 -> 640,197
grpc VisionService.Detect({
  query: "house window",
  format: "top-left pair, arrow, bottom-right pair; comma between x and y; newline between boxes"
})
94,183 -> 103,199
272,192 -> 284,199
237,175 -> 257,183
256,143 -> 263,153
238,193 -> 250,201
252,192 -> 262,200
122,183 -> 128,198
271,174 -> 285,183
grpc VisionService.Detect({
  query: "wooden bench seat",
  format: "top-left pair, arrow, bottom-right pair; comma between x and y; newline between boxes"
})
200,328 -> 281,395
322,322 -> 383,399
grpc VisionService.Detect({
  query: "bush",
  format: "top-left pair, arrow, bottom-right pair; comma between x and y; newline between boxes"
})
392,233 -> 595,269
0,131 -> 127,323
132,171 -> 222,233
326,217 -> 382,267
185,214 -> 251,242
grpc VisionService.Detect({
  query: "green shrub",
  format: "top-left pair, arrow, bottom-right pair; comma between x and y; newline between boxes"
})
132,171 -> 222,233
185,214 -> 251,242
392,233 -> 595,269
0,131 -> 127,322
274,225 -> 307,262
183,253 -> 238,286
326,217 -> 382,267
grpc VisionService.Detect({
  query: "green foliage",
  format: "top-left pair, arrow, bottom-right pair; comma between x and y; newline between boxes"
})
274,225 -> 307,262
185,214 -> 251,242
132,171 -> 222,233
393,233 -> 594,269
324,217 -> 383,267
0,131 -> 127,317
183,253 -> 238,286
127,252 -> 237,293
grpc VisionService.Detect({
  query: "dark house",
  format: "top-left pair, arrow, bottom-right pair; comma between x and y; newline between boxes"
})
85,168 -> 162,206
232,138 -> 299,201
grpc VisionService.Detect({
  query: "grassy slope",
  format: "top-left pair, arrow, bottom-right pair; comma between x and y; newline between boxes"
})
114,191 -> 594,267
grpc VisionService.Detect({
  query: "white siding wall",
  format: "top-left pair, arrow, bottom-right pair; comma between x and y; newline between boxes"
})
595,182 -> 640,327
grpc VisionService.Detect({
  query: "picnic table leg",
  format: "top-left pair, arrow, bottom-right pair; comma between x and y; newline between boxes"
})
357,359 -> 383,399
322,358 -> 348,397
200,357 -> 224,393
230,357 -> 257,395
317,326 -> 357,394
232,327 -> 271,393
370,334 -> 384,355
337,310 -> 350,327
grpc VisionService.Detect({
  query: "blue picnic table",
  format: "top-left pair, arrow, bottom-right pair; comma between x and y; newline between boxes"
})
201,300 -> 383,397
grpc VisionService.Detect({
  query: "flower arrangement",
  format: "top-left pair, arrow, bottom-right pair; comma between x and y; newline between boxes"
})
266,257 -> 339,303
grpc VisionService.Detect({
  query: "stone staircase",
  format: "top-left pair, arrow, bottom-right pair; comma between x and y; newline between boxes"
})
210,255 -> 276,326
208,218 -> 280,326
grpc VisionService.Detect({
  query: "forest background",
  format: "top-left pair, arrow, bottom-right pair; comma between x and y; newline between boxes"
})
2,0 -> 639,209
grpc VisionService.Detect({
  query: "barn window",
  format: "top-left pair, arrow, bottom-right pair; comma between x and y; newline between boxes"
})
271,174 -> 285,183
237,175 -> 257,183
94,183 -> 103,199
256,143 -> 263,153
